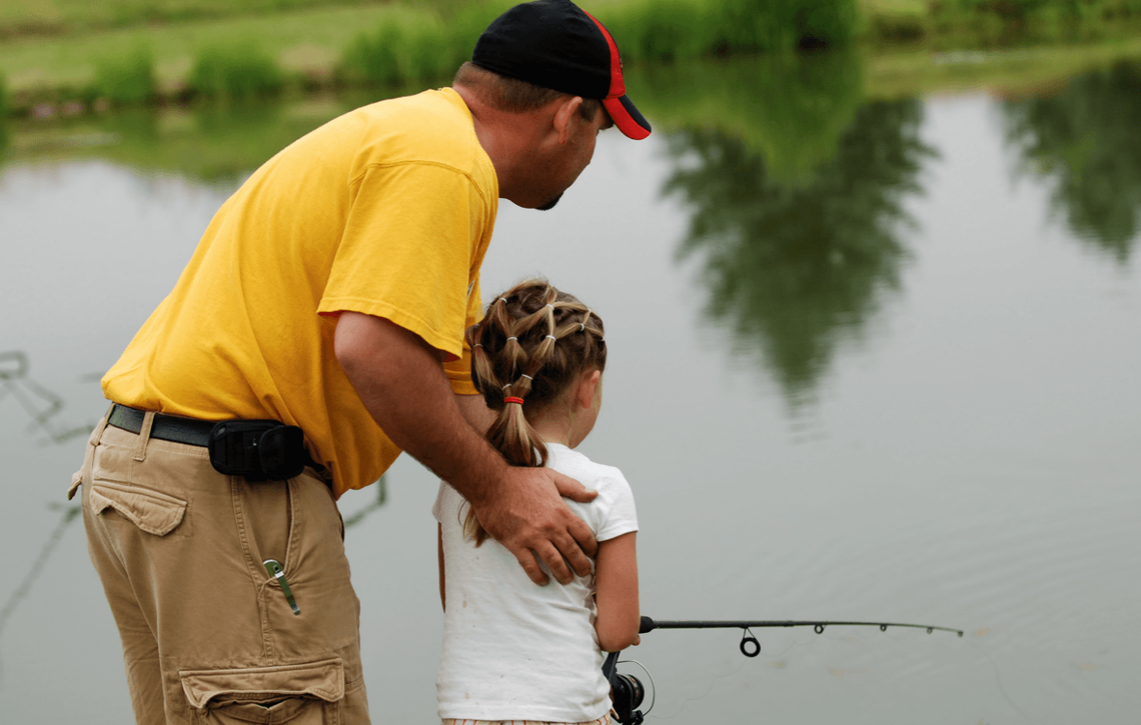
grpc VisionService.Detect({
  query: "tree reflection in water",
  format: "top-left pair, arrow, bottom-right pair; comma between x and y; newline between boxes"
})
1004,60 -> 1141,265
663,98 -> 934,408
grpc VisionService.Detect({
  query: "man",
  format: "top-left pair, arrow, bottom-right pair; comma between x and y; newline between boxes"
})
68,1 -> 650,722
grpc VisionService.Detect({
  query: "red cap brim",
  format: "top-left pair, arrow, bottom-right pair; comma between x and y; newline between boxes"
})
604,95 -> 651,141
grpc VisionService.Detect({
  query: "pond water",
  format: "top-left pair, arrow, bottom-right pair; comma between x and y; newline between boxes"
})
2,53 -> 1140,724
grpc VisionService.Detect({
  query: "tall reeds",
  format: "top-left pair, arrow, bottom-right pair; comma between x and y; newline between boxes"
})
600,0 -> 858,62
0,72 -> 10,119
336,2 -> 511,88
189,42 -> 285,102
335,0 -> 860,90
931,0 -> 1141,43
0,72 -> 9,156
2,0 -> 865,117
94,46 -> 157,106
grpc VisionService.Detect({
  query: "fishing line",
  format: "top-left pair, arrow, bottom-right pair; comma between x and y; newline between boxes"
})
644,651 -> 749,721
965,637 -> 1033,723
605,616 -> 964,723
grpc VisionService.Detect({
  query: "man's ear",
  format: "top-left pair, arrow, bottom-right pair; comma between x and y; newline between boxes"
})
575,369 -> 602,410
552,95 -> 584,145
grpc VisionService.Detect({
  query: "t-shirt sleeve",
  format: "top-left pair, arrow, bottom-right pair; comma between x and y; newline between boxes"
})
593,470 -> 638,543
432,479 -> 451,523
318,161 -> 488,362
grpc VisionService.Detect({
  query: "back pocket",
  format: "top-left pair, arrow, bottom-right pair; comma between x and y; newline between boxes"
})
180,658 -> 344,724
89,480 -> 187,536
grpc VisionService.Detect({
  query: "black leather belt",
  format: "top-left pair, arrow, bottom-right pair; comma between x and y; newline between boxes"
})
108,404 -> 216,446
107,403 -> 323,479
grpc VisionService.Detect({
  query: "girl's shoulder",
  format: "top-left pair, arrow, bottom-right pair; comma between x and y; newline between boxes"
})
546,445 -> 638,541
546,444 -> 630,494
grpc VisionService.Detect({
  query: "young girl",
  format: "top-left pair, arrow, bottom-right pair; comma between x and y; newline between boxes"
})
434,279 -> 640,725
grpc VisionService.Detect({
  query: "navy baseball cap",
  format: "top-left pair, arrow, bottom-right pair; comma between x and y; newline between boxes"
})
472,0 -> 651,140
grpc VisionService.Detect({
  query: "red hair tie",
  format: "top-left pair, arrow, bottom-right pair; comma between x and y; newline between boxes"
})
504,396 -> 525,405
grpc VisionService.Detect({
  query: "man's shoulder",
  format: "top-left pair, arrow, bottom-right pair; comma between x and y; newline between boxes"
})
353,89 -> 478,159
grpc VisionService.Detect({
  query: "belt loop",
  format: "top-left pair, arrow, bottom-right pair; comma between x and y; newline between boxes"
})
92,403 -> 113,445
133,410 -> 156,462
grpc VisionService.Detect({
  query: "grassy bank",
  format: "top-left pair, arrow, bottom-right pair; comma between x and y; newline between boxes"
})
860,0 -> 1141,47
0,0 -> 867,117
0,0 -> 376,38
2,0 -> 1141,120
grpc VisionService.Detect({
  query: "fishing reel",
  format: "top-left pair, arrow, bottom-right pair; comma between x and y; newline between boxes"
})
603,651 -> 646,724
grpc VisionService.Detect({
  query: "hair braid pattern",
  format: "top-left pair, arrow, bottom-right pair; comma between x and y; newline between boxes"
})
463,279 -> 607,543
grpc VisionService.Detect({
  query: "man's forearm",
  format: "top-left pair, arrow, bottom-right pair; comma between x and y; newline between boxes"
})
335,311 -> 505,506
455,392 -> 495,434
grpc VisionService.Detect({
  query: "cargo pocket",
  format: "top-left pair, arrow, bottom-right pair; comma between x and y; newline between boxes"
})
180,658 -> 345,724
88,480 -> 187,536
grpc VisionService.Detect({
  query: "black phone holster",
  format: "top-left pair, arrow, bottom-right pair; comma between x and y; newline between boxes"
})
207,420 -> 307,482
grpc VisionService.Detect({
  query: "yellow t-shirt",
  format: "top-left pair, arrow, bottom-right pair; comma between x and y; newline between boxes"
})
102,88 -> 499,497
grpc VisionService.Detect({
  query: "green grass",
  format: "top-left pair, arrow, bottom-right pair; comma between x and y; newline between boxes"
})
0,4 -> 410,104
0,0 -> 862,114
3,0 -> 1141,117
0,0 -> 391,37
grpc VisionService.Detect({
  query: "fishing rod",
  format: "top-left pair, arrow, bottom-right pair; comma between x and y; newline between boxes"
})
604,615 -> 963,724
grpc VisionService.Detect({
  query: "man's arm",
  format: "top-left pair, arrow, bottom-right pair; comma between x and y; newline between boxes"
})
455,390 -> 496,434
335,311 -> 598,584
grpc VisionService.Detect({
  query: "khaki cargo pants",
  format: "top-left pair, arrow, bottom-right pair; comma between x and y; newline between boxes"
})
71,412 -> 371,724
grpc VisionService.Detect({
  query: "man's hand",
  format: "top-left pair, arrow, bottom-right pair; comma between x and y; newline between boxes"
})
470,466 -> 598,585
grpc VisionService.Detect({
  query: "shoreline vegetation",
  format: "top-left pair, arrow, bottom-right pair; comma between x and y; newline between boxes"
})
2,0 -> 1141,121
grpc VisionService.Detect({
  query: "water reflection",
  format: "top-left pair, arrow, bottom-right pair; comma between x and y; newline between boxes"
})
4,97 -> 360,183
656,82 -> 934,406
1003,59 -> 1141,265
0,351 -> 87,681
0,351 -> 94,444
0,503 -> 81,680
632,52 -> 864,186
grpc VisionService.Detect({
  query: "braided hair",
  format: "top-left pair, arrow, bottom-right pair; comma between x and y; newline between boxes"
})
464,278 -> 607,543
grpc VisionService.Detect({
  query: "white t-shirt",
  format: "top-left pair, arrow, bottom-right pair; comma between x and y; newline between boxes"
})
433,443 -> 639,722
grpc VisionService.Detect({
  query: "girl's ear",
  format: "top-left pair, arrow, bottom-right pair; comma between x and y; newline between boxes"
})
575,369 -> 602,410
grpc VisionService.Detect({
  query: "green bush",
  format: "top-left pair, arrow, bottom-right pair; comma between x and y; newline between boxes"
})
337,3 -> 511,88
601,0 -> 857,63
0,72 -> 9,160
94,46 -> 156,106
0,72 -> 10,119
339,13 -> 452,87
189,42 -> 285,102
933,0 -> 1141,43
